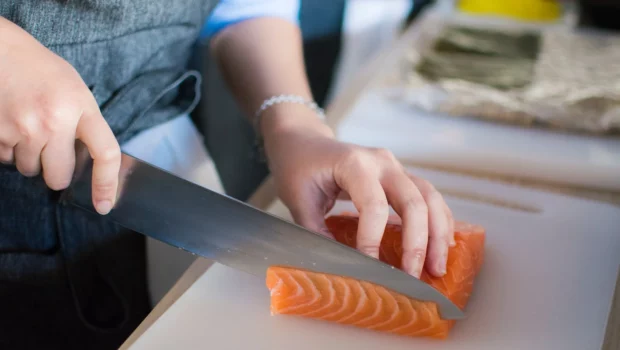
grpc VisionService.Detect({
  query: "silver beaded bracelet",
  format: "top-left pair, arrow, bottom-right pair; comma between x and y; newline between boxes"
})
252,94 -> 326,162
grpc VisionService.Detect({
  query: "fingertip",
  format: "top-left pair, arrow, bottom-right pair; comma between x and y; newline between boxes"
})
426,238 -> 450,277
447,226 -> 456,248
360,246 -> 380,260
402,251 -> 425,278
408,266 -> 422,279
46,179 -> 71,192
432,258 -> 447,277
95,199 -> 113,215
318,227 -> 335,239
432,255 -> 447,277
92,183 -> 118,214
448,222 -> 456,247
445,205 -> 456,247
90,160 -> 120,215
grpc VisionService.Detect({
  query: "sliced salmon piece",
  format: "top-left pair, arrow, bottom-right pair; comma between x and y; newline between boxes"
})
266,214 -> 485,339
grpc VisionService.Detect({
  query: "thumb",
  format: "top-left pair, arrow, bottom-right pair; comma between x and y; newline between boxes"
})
285,192 -> 335,239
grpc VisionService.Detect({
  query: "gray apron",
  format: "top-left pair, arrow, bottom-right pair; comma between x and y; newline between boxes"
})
0,1 -> 218,348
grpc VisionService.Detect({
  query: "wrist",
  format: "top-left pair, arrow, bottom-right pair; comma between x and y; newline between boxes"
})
260,103 -> 334,141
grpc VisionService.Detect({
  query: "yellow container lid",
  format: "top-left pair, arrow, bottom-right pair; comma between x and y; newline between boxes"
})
457,0 -> 562,21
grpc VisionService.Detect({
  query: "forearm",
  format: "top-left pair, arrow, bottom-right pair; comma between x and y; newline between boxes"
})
209,17 -> 333,141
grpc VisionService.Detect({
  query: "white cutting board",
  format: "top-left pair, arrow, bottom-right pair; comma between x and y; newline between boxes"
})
335,89 -> 620,192
128,167 -> 620,350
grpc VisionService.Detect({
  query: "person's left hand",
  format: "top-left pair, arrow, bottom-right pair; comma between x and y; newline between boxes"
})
261,106 -> 455,279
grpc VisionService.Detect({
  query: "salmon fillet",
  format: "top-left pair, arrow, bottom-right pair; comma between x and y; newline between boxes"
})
266,214 -> 485,339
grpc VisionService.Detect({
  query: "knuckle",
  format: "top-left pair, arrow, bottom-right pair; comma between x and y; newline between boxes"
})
405,247 -> 427,260
342,149 -> 371,170
430,224 -> 450,240
93,181 -> 117,197
403,196 -> 428,215
15,114 -> 40,140
426,188 -> 444,206
98,144 -> 121,163
374,147 -> 397,162
38,93 -> 83,132
362,199 -> 389,216
416,177 -> 433,190
40,107 -> 69,133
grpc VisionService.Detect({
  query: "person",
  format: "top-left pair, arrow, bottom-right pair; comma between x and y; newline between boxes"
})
0,0 -> 454,348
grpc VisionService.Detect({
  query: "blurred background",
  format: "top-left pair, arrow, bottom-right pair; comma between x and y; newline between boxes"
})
192,0 -> 620,205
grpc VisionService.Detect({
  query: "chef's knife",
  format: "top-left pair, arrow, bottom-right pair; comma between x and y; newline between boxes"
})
61,150 -> 465,320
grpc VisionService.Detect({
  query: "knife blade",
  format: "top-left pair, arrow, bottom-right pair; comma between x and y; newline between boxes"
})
61,150 -> 465,320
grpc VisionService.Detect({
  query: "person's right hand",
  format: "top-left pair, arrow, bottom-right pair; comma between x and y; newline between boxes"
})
0,17 -> 120,215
